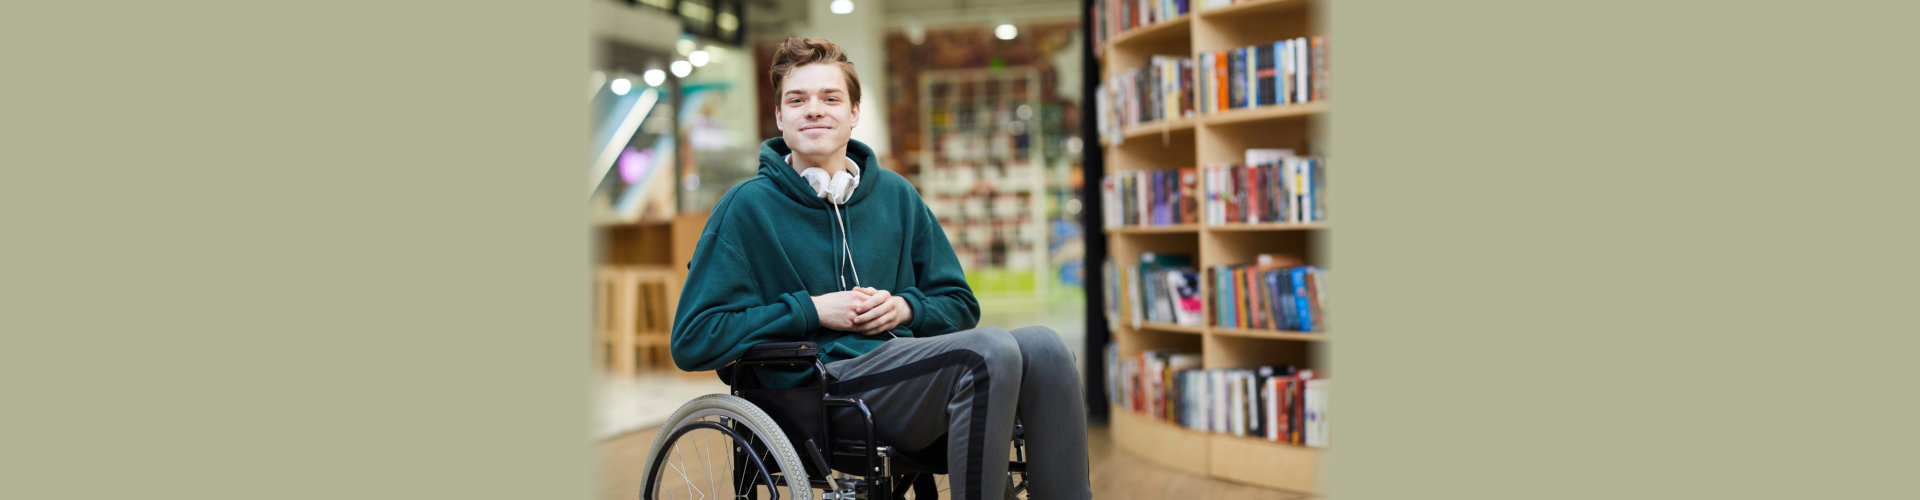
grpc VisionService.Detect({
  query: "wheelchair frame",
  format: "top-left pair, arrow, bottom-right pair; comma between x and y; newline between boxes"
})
643,341 -> 1027,499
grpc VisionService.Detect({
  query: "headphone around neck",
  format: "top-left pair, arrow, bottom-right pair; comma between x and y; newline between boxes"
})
793,154 -> 861,205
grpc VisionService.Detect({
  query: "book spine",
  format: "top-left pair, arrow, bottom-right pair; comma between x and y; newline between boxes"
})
1295,37 -> 1309,104
1179,167 -> 1198,224
1292,266 -> 1313,331
1313,36 -> 1328,101
1304,266 -> 1324,331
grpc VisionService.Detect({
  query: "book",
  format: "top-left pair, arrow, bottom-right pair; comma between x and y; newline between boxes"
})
1166,268 -> 1204,326
1294,37 -> 1310,104
1311,36 -> 1328,101
1178,167 -> 1199,224
1304,267 -> 1325,331
1304,377 -> 1328,447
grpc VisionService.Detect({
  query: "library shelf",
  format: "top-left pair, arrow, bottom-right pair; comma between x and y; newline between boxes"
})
1209,326 -> 1325,342
1139,321 -> 1208,335
1110,405 -> 1213,477
1202,101 -> 1328,127
1097,0 -> 1326,494
1205,222 -> 1326,232
1107,14 -> 1193,50
1198,0 -> 1315,21
1119,116 -> 1198,142
1208,433 -> 1323,492
1109,403 -> 1325,492
1106,224 -> 1202,235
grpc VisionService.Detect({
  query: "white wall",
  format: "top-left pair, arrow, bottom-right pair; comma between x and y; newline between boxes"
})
788,0 -> 891,155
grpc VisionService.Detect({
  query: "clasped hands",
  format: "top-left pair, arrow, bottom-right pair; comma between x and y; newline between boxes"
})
813,286 -> 912,336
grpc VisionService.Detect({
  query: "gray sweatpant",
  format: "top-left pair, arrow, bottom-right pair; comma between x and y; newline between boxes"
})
822,326 -> 1092,500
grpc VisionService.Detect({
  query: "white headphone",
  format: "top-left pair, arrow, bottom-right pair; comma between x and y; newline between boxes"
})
797,160 -> 861,205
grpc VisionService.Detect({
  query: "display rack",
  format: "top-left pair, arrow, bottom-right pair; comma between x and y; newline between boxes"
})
916,67 -> 1051,303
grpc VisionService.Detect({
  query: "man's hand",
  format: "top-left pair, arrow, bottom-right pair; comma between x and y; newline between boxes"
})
812,290 -> 872,331
850,287 -> 913,336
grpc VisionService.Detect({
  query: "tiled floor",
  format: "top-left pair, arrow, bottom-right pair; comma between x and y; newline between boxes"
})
592,371 -> 731,440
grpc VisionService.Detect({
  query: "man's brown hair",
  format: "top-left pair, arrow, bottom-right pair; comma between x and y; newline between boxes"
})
768,36 -> 861,105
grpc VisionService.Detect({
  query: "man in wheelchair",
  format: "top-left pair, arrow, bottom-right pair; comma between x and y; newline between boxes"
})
648,36 -> 1092,500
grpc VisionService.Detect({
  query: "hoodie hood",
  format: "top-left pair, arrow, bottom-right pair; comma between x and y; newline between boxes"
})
758,137 -> 881,208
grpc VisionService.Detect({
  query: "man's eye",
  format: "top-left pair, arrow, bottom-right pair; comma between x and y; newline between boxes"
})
788,99 -> 804,104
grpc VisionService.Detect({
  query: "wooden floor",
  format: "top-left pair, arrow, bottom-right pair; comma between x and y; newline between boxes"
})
597,420 -> 1318,500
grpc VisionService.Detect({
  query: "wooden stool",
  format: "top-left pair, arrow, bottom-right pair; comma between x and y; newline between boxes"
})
596,265 -> 680,376
594,266 -> 634,376
625,266 -> 678,373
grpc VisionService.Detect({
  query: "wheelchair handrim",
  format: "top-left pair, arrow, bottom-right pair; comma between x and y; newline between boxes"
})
643,419 -> 779,500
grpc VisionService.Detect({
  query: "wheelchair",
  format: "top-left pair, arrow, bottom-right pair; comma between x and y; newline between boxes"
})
640,341 -> 1030,499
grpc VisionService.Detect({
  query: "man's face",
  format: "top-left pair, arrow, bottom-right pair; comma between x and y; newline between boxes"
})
775,63 -> 859,160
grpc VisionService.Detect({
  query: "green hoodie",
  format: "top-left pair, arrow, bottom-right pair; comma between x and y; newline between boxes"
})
670,137 -> 980,387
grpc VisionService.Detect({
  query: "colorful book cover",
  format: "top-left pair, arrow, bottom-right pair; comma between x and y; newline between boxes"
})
1291,266 -> 1313,331
1178,167 -> 1199,224
1304,266 -> 1325,331
1215,50 -> 1228,113
1312,36 -> 1328,101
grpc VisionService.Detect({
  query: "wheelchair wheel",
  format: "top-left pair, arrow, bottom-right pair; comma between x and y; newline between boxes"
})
641,394 -> 812,500
901,461 -> 1028,499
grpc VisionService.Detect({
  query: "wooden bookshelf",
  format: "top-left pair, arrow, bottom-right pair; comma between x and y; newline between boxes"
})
1138,321 -> 1208,335
1121,116 -> 1197,140
1210,433 -> 1323,492
1198,0 -> 1314,20
1106,224 -> 1201,235
1206,222 -> 1326,232
1095,0 -> 1327,495
1204,101 -> 1328,126
1210,326 -> 1325,341
1106,14 -> 1192,51
1111,405 -> 1212,477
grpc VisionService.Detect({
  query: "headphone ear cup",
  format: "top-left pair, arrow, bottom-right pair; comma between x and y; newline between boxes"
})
827,171 -> 855,204
801,168 -> 832,199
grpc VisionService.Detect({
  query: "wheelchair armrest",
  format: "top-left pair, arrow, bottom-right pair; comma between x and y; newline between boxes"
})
740,341 -> 820,362
717,341 -> 826,389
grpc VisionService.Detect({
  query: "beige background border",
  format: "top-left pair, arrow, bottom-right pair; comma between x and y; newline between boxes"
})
4,2 -> 590,498
4,0 -> 1914,498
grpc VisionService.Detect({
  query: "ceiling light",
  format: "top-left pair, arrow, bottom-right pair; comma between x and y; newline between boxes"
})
610,77 -> 631,96
670,60 -> 692,78
996,24 -> 1018,40
676,37 -> 695,56
906,23 -> 926,45
830,0 -> 854,15
643,69 -> 666,87
689,50 -> 709,67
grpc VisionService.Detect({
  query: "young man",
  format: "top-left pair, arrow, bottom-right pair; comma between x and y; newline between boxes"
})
669,36 -> 1092,500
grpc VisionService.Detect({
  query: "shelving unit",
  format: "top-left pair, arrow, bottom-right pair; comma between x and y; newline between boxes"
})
1094,0 -> 1328,494
916,67 -> 1050,303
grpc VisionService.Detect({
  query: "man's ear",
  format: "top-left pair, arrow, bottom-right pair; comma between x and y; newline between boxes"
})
849,102 -> 860,129
773,107 -> 784,131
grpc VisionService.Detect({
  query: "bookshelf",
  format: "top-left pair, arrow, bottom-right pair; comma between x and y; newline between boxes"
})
1093,0 -> 1327,494
916,68 -> 1051,303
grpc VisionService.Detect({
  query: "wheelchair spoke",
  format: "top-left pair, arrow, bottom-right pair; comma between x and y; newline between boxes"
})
671,440 -> 707,500
696,428 -> 716,499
